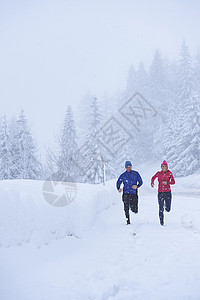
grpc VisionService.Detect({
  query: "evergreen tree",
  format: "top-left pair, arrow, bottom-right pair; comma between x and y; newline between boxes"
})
174,92 -> 200,175
137,62 -> 149,98
12,110 -> 42,179
77,90 -> 94,147
194,50 -> 200,95
126,65 -> 138,97
45,143 -> 59,178
0,115 -> 13,180
56,106 -> 79,182
83,96 -> 105,184
149,50 -> 169,113
165,41 -> 200,176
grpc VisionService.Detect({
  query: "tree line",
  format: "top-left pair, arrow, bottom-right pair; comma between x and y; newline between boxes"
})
0,40 -> 200,182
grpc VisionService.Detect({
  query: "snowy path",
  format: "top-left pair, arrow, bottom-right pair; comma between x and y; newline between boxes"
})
1,190 -> 200,300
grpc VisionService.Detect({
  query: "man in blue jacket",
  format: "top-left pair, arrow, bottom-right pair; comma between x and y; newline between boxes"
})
116,161 -> 143,225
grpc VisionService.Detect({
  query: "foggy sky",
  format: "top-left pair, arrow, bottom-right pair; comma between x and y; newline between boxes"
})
0,0 -> 200,153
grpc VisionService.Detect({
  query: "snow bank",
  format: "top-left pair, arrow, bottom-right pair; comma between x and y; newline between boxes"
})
173,174 -> 200,195
181,210 -> 200,234
0,179 -> 118,248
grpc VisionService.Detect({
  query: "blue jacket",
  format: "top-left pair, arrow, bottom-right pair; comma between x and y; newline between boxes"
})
116,170 -> 143,194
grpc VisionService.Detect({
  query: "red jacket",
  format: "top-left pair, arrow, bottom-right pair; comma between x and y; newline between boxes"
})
151,170 -> 175,192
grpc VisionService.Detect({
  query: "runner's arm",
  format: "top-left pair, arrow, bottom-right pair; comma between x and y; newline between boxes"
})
168,172 -> 175,185
137,173 -> 143,188
151,172 -> 159,186
116,175 -> 123,190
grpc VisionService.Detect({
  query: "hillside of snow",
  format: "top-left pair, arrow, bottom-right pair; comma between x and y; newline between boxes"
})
0,172 -> 200,300
0,179 -> 116,248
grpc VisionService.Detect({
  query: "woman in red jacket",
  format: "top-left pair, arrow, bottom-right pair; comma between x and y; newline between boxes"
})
151,160 -> 175,226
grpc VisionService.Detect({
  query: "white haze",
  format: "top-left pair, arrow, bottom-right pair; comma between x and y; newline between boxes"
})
0,0 -> 200,152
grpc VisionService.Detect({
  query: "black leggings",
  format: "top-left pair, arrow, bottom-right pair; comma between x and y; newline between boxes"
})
158,192 -> 172,223
122,194 -> 138,219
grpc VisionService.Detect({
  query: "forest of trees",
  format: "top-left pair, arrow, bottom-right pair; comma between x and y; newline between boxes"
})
0,111 -> 42,180
0,40 -> 200,182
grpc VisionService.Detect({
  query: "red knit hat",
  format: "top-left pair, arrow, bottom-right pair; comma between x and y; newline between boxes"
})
161,160 -> 168,168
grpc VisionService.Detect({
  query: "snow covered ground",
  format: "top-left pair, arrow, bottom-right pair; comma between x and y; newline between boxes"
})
0,170 -> 200,300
